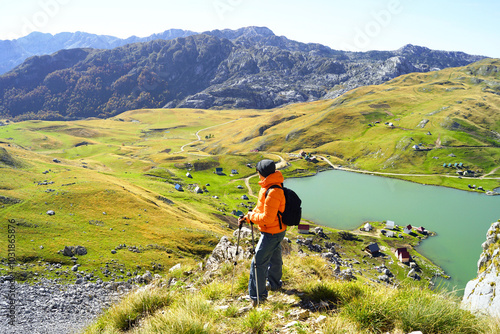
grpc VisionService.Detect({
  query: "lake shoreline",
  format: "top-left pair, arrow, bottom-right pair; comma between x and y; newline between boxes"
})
284,161 -> 500,196
285,168 -> 500,292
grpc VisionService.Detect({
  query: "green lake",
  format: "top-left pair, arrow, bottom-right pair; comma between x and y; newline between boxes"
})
285,170 -> 500,292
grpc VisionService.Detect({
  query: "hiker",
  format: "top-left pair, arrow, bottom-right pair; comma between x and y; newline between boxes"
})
238,159 -> 286,306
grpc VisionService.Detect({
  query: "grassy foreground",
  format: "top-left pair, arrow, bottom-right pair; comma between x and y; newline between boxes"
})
82,250 -> 497,334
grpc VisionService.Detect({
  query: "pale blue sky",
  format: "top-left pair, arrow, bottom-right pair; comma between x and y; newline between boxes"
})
1,0 -> 499,57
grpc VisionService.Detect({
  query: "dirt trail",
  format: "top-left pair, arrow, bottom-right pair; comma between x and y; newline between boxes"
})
177,119 -> 239,154
481,166 -> 500,178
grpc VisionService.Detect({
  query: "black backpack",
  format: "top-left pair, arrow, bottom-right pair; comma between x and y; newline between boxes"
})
265,184 -> 302,229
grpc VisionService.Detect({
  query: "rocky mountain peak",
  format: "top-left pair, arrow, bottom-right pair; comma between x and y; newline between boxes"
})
204,26 -> 275,40
396,44 -> 430,55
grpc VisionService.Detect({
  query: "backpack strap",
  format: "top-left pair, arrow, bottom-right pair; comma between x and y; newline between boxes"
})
265,184 -> 284,230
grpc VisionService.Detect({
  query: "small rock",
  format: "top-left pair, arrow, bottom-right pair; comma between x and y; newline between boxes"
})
111,250 -> 117,254
285,321 -> 299,328
47,210 -> 55,216
290,309 -> 310,320
71,265 -> 79,272
238,306 -> 253,314
315,315 -> 327,323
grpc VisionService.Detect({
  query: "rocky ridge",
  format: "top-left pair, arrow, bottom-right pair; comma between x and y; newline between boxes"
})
0,26 -> 485,120
462,221 -> 500,317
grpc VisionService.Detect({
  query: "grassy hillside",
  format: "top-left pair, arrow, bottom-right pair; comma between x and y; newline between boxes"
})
0,107 -> 314,281
204,58 -> 500,191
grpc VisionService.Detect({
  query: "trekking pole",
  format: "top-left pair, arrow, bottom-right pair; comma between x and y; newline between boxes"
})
230,216 -> 243,297
250,218 -> 259,307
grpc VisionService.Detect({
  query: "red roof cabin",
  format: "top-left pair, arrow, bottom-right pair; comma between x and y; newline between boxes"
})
395,247 -> 411,263
298,224 -> 310,234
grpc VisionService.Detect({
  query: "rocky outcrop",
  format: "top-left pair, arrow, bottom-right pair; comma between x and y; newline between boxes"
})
462,221 -> 500,317
60,245 -> 88,257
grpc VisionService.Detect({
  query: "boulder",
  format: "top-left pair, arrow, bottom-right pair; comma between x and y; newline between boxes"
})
232,227 -> 253,239
205,236 -> 250,273
378,275 -> 390,283
74,246 -> 87,256
62,246 -> 74,257
142,271 -> 153,283
62,245 -> 87,257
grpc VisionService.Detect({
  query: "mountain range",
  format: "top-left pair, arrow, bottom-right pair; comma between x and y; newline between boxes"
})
0,29 -> 197,75
0,26 -> 487,120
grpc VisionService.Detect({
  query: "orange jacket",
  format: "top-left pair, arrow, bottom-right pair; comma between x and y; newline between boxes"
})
247,171 -> 286,234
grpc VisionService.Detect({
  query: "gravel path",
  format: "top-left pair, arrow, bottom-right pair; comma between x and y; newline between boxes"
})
0,277 -> 130,334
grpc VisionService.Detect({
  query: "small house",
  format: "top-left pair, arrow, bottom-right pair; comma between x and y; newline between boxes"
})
385,220 -> 395,230
298,224 -> 310,234
186,172 -> 192,178
412,145 -> 420,151
175,184 -> 183,191
231,169 -> 238,174
215,168 -> 223,175
365,242 -> 380,255
403,224 -> 413,234
395,248 -> 411,263
194,186 -> 203,194
362,223 -> 373,232
386,231 -> 396,238
237,185 -> 244,189
458,163 -> 463,168
443,163 -> 447,168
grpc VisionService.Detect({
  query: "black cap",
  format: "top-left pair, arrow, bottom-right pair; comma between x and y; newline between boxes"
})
256,159 -> 275,178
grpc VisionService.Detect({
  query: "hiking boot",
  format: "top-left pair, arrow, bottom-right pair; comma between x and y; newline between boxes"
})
266,281 -> 283,292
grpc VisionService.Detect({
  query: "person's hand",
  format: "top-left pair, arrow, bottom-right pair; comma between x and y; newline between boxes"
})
238,215 -> 246,229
